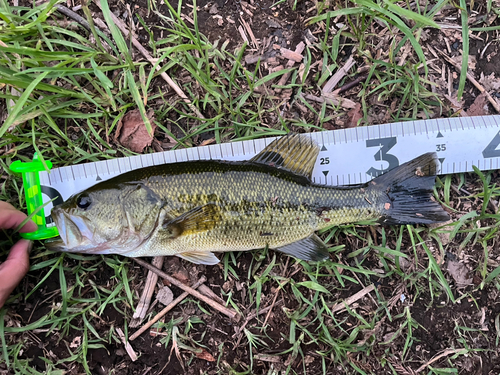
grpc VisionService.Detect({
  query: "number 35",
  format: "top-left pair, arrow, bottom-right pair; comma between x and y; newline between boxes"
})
436,144 -> 446,152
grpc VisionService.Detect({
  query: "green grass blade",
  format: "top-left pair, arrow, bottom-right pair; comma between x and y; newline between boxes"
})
457,0 -> 469,100
0,70 -> 49,138
125,69 -> 153,136
99,0 -> 133,67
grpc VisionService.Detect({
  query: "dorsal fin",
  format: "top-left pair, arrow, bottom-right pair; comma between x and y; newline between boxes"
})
250,134 -> 320,179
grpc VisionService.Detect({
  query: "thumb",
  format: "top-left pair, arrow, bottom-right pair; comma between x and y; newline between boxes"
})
0,240 -> 32,308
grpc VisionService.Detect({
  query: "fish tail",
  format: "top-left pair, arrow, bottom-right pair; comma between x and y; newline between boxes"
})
371,152 -> 449,225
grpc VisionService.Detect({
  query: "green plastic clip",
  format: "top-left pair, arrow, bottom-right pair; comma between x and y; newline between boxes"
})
10,153 -> 60,240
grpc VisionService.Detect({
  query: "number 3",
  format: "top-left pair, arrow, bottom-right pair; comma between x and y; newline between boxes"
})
366,137 -> 399,177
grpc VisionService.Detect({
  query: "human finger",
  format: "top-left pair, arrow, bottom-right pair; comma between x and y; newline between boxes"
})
0,202 -> 37,232
0,239 -> 32,308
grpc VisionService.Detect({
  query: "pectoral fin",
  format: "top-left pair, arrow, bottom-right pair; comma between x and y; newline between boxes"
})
163,204 -> 221,238
276,234 -> 329,262
177,251 -> 220,265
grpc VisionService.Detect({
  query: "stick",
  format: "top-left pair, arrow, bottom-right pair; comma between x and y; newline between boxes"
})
322,55 -> 356,94
133,258 -> 239,321
93,0 -> 205,119
275,42 -> 305,93
116,327 -> 138,361
240,17 -> 258,48
129,276 -> 206,341
330,284 -> 375,313
55,4 -> 92,30
130,256 -> 164,327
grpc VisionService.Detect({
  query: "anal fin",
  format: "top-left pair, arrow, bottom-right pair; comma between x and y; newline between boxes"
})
276,234 -> 329,262
177,251 -> 220,265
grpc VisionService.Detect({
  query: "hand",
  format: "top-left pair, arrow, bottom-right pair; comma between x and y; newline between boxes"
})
0,201 -> 37,308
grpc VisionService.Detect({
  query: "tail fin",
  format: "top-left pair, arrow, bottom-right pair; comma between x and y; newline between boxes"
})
371,152 -> 449,225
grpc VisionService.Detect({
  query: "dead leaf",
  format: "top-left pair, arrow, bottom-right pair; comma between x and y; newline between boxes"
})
156,286 -> 173,306
171,266 -> 189,285
465,92 -> 489,117
115,109 -> 156,153
346,103 -> 363,128
479,72 -> 500,92
199,138 -> 215,146
195,348 -> 215,362
446,259 -> 472,287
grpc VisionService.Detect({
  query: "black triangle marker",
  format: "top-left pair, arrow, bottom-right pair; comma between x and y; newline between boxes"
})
437,132 -> 444,138
321,145 -> 327,151
322,171 -> 329,177
96,175 -> 102,181
438,158 -> 445,164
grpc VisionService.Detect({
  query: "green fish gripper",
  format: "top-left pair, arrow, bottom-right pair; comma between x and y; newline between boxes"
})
9,153 -> 59,240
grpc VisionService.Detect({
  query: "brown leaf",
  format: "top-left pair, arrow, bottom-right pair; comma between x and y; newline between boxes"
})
465,92 -> 489,117
199,138 -> 215,146
446,259 -> 472,287
195,349 -> 215,362
115,109 -> 156,153
479,72 -> 500,92
346,103 -> 363,128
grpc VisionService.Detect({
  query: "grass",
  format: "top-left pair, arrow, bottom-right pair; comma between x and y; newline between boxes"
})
1,0 -> 500,374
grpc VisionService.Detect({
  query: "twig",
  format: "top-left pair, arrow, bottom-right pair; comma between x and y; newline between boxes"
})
130,256 -> 164,327
336,74 -> 368,94
197,284 -> 225,305
238,25 -> 249,44
129,276 -> 206,341
440,51 -> 500,113
93,0 -> 205,119
240,17 -> 258,49
133,258 -> 239,321
323,55 -> 356,94
330,284 -> 375,313
116,327 -> 138,362
54,4 -> 93,30
275,42 -> 305,93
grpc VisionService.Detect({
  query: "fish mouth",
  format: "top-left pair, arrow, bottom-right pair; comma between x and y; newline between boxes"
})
50,207 -> 93,250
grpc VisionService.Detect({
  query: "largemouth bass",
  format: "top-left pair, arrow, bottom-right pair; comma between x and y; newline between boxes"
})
47,134 -> 449,264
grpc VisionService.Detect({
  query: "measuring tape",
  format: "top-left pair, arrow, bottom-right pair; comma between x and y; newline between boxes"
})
28,115 -> 500,226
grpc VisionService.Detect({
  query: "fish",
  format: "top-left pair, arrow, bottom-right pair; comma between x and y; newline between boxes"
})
46,134 -> 450,265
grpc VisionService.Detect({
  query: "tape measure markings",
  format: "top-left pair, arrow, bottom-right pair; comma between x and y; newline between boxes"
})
38,115 -> 500,224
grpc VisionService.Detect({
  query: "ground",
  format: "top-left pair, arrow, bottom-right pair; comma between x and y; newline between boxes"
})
1,0 -> 500,374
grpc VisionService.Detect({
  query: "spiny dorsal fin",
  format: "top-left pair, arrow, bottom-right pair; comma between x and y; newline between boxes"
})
250,133 -> 320,179
162,204 -> 221,238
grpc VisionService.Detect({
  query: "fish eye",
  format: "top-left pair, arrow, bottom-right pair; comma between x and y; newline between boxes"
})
76,194 -> 92,210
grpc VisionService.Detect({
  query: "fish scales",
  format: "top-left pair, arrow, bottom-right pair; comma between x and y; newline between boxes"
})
127,161 -> 380,256
47,134 -> 450,264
